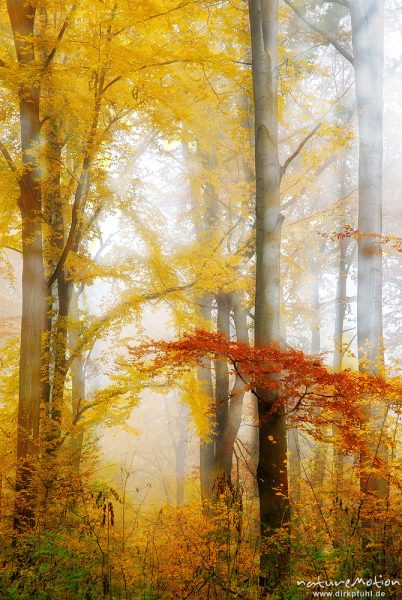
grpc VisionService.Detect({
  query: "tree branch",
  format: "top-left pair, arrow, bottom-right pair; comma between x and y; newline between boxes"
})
4,245 -> 22,254
281,154 -> 338,211
323,0 -> 348,6
143,0 -> 199,21
48,169 -> 90,288
43,4 -> 77,69
101,75 -> 123,95
0,140 -> 23,191
282,0 -> 354,65
281,122 -> 321,178
67,281 -> 196,366
48,61 -> 106,288
0,140 -> 18,175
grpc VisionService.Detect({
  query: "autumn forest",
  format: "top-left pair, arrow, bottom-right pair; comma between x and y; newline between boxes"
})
0,0 -> 401,598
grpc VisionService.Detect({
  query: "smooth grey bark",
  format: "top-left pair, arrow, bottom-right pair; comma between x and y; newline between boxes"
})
350,0 -> 387,500
350,0 -> 388,575
352,0 -> 384,372
248,0 -> 289,588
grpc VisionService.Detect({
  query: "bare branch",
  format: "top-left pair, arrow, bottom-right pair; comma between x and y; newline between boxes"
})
281,154 -> 338,211
138,59 -> 208,72
0,140 -> 18,174
48,168 -> 90,288
4,245 -> 22,254
282,0 -> 354,66
143,0 -> 199,21
281,122 -> 321,178
67,281 -> 196,366
101,75 -> 123,95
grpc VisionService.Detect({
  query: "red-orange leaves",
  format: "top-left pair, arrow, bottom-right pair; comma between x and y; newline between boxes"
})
129,329 -> 402,453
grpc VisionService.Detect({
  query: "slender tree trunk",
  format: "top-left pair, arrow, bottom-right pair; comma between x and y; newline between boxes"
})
310,274 -> 328,495
50,274 -> 73,436
222,295 -> 249,476
288,429 -> 301,505
214,293 -> 249,489
310,274 -> 321,356
213,293 -> 231,494
43,123 -> 73,446
7,0 -> 47,531
198,295 -> 216,501
182,141 -> 216,501
68,290 -> 86,472
183,141 -> 223,501
184,147 -> 249,501
248,0 -> 289,588
175,402 -> 188,505
333,237 -> 349,373
333,246 -> 352,502
332,161 -> 351,515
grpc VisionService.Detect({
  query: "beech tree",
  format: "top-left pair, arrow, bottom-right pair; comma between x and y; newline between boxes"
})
247,0 -> 290,589
5,0 -> 50,530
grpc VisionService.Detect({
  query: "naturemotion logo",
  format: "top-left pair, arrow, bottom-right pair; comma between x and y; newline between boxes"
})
296,576 -> 401,597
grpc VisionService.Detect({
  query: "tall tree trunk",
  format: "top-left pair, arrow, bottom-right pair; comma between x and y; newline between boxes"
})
310,273 -> 321,356
332,160 -> 351,515
288,428 -> 301,505
43,122 -> 72,447
350,0 -> 387,500
7,0 -> 47,531
333,237 -> 349,373
350,0 -> 387,574
68,290 -> 86,473
214,293 -> 249,489
182,141 -> 217,501
213,293 -> 231,494
50,273 -> 73,439
198,295 -> 216,501
310,273 -> 327,495
248,0 -> 289,588
175,402 -> 188,506
333,261 -> 352,503
184,146 -> 249,501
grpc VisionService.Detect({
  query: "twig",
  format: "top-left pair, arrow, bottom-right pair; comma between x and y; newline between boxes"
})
282,0 -> 353,66
281,122 -> 321,177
